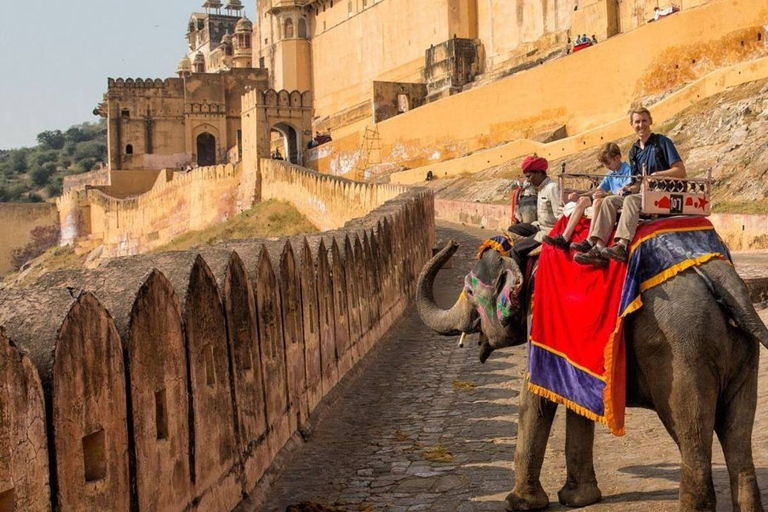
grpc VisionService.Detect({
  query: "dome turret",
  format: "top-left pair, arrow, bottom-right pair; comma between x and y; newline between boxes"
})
235,17 -> 252,33
177,56 -> 192,76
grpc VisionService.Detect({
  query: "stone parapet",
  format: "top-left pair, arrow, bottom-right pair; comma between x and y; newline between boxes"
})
260,158 -> 409,230
0,180 -> 434,511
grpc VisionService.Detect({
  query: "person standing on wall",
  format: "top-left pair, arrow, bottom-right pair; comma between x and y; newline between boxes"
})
573,106 -> 686,266
508,155 -> 561,262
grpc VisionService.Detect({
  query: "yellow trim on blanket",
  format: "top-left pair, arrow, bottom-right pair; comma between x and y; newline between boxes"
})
629,225 -> 715,258
529,339 -> 606,382
639,253 -> 726,293
527,382 -> 626,436
602,308 -> 626,437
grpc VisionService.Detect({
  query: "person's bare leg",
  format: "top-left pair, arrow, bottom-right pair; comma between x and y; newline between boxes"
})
562,196 -> 591,241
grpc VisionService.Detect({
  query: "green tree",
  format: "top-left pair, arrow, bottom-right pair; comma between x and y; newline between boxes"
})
36,130 -> 66,150
65,126 -> 88,143
27,192 -> 43,203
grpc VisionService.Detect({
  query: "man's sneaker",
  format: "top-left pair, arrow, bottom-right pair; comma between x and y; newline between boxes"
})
574,246 -> 609,268
570,239 -> 594,253
542,234 -> 571,251
601,243 -> 629,263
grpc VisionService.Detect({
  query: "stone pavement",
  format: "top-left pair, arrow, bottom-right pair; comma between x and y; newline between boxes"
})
252,223 -> 768,512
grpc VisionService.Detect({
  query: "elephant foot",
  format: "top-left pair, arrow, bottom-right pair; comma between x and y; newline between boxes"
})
557,481 -> 602,508
505,485 -> 550,511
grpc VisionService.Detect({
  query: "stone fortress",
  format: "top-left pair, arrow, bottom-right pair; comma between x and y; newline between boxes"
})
1,0 -> 768,510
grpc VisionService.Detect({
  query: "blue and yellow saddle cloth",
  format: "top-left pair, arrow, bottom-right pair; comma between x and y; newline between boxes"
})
530,216 -> 731,436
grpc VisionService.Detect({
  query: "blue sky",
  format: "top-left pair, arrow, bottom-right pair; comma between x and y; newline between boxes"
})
0,1 -> 230,149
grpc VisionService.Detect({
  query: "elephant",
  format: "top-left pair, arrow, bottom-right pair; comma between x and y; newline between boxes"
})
416,240 -> 768,512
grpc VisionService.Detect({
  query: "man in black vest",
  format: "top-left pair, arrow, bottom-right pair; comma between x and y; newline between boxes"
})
573,106 -> 686,267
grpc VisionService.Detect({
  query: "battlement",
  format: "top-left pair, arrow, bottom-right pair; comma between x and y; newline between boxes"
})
0,159 -> 434,512
107,77 -> 182,90
243,89 -> 312,110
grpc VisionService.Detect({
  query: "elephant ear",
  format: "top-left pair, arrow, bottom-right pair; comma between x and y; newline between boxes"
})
496,269 -> 523,325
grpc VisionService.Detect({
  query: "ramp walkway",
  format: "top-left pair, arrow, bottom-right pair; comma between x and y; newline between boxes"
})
245,223 -> 768,512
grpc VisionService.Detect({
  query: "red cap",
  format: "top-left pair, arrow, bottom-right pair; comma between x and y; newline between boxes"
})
522,155 -> 548,174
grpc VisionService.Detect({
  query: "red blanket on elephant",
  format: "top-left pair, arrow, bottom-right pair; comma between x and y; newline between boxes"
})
529,216 -> 730,436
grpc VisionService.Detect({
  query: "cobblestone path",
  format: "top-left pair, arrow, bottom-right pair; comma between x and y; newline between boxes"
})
254,223 -> 768,512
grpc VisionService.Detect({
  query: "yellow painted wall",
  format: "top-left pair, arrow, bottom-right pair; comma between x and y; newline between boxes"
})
309,0 -> 767,177
0,203 -> 59,275
308,0 -> 456,121
392,55 -> 768,184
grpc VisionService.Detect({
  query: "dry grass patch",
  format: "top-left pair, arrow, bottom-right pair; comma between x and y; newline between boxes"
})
420,445 -> 456,463
452,380 -> 475,391
1,245 -> 86,289
152,199 -> 318,253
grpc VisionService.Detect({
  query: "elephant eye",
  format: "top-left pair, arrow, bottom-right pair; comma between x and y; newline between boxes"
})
464,286 -> 474,297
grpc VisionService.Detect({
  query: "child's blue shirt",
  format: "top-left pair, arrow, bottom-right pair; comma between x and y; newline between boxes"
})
598,162 -> 632,195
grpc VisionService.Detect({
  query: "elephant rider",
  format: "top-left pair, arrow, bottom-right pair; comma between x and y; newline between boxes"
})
573,106 -> 686,267
508,155 -> 562,262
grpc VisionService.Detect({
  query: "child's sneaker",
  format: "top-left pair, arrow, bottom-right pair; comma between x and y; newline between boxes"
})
574,246 -> 609,268
542,234 -> 571,251
570,239 -> 593,253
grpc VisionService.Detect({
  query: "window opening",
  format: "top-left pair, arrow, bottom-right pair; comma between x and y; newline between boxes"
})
125,144 -> 134,155
121,109 -> 130,118
154,389 -> 169,440
0,488 -> 15,512
82,429 -> 107,483
205,344 -> 216,386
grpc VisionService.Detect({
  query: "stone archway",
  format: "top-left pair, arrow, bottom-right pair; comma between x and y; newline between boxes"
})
271,123 -> 300,164
196,132 -> 216,166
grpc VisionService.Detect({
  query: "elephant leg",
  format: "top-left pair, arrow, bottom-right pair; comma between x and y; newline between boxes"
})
506,380 -> 557,511
557,409 -> 601,507
657,381 -> 717,511
715,363 -> 763,512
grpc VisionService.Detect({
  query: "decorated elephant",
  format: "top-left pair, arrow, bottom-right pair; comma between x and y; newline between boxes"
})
417,240 -> 768,511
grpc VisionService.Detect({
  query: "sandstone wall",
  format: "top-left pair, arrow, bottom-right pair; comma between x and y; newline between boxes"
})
0,203 -> 59,276
0,180 -> 435,511
260,158 -> 408,230
434,198 -> 768,251
308,0 -> 767,176
57,164 -> 244,257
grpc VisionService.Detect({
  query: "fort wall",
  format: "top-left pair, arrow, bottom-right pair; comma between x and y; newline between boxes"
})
0,203 -> 60,276
0,170 -> 435,511
307,0 -> 767,177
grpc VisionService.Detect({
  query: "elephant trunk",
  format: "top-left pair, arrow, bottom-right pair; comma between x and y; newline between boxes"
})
416,240 -> 476,336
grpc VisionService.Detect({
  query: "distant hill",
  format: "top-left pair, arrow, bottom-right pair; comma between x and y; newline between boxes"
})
0,120 -> 107,203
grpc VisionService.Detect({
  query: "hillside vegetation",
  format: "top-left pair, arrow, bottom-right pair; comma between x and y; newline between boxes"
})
426,78 -> 768,213
0,120 -> 107,202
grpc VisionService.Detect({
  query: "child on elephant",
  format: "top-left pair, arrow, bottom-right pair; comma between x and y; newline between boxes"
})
542,143 -> 633,251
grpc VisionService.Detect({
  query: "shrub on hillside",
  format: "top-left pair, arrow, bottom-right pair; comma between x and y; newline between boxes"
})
77,157 -> 97,172
11,151 -> 28,173
46,181 -> 63,197
30,163 -> 57,186
74,140 -> 107,161
34,150 -> 58,167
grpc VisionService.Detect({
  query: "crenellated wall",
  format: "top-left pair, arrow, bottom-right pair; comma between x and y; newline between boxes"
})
0,181 -> 435,512
56,164 -> 245,257
260,159 -> 409,230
